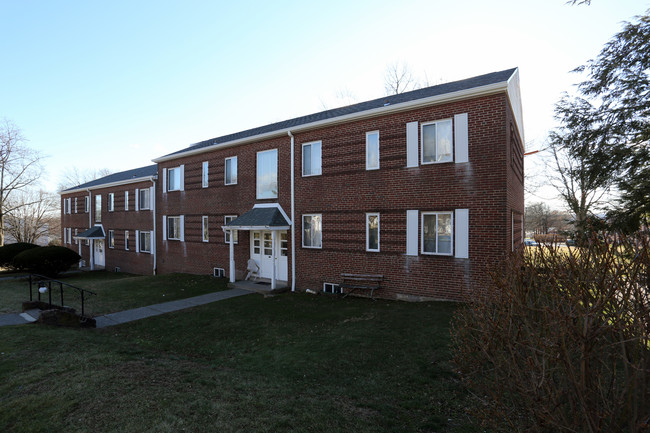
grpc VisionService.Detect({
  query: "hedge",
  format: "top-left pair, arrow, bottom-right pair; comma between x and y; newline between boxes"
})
13,246 -> 81,277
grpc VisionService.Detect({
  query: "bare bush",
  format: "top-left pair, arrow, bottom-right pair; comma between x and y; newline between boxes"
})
452,235 -> 649,432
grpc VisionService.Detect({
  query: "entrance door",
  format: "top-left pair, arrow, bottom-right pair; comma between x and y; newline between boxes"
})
250,231 -> 288,281
94,240 -> 105,267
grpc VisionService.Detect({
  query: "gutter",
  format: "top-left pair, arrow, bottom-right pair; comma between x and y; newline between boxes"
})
152,81 -> 510,163
288,130 -> 296,292
62,175 -> 157,195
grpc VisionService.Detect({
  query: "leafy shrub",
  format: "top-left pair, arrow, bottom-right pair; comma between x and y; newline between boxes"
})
0,242 -> 39,268
452,235 -> 649,432
13,246 -> 81,277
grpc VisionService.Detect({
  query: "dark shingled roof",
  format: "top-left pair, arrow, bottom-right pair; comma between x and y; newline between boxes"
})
62,165 -> 158,192
76,226 -> 105,239
225,207 -> 290,229
160,68 -> 517,159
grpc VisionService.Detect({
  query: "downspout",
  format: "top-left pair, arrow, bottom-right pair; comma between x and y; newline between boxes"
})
151,176 -> 157,275
288,130 -> 296,292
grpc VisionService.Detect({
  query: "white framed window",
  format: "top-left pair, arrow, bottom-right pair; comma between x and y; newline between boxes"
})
202,216 -> 209,242
139,231 -> 151,253
366,213 -> 380,252
225,156 -> 237,185
108,193 -> 114,212
74,228 -> 78,245
202,161 -> 209,188
74,198 -> 78,213
67,228 -> 72,244
302,214 -> 322,248
125,191 -> 129,211
108,230 -> 115,248
139,188 -> 150,210
63,198 -> 70,214
366,131 -> 379,170
167,167 -> 182,191
224,215 -> 238,243
125,230 -> 130,250
421,119 -> 453,164
84,196 -> 89,213
421,211 -> 453,255
95,195 -> 101,222
167,216 -> 182,240
302,141 -> 322,176
257,149 -> 278,199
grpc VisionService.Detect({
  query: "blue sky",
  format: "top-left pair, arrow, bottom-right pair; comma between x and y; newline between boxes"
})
0,0 -> 646,197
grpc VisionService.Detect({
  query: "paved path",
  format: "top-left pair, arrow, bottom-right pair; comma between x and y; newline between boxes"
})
0,288 -> 252,328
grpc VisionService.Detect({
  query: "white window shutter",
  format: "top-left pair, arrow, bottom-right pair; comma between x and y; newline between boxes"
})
125,191 -> 128,211
406,121 -> 419,168
149,186 -> 154,209
162,168 -> 167,193
135,230 -> 140,252
180,215 -> 185,242
162,216 -> 167,241
135,189 -> 139,211
179,165 -> 185,191
406,210 -> 419,256
455,209 -> 469,258
454,113 -> 469,163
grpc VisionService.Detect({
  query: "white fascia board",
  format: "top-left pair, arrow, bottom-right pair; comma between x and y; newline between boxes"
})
152,81 -> 510,164
60,175 -> 158,195
221,225 -> 290,232
506,68 -> 525,146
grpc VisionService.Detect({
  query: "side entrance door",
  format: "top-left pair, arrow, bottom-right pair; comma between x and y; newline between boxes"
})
94,239 -> 105,268
250,231 -> 287,281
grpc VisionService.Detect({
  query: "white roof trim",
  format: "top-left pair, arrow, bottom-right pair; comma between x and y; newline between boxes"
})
152,80 -> 511,163
60,175 -> 157,195
221,225 -> 290,232
506,68 -> 525,145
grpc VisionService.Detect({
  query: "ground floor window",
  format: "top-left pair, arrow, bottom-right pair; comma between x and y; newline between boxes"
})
421,212 -> 453,255
125,230 -> 130,250
167,216 -> 182,240
202,216 -> 209,242
108,230 -> 115,248
139,231 -> 151,253
366,213 -> 379,252
303,214 -> 322,248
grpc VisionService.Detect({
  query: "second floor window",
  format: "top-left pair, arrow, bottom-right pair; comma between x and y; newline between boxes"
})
225,156 -> 237,185
168,167 -> 181,191
108,193 -> 114,212
421,119 -> 453,164
139,188 -> 150,210
257,149 -> 278,199
302,141 -> 322,176
95,195 -> 102,222
202,161 -> 209,188
366,131 -> 379,170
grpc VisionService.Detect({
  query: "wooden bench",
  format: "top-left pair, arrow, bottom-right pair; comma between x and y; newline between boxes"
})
340,273 -> 383,300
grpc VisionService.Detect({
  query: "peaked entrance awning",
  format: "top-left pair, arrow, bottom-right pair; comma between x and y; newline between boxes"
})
75,226 -> 105,239
223,205 -> 291,231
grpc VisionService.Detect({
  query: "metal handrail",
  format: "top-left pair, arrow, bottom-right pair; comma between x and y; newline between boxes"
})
28,274 -> 97,317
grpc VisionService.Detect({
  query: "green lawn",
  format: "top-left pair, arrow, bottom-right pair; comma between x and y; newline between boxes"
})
0,271 -> 229,316
0,289 -> 477,432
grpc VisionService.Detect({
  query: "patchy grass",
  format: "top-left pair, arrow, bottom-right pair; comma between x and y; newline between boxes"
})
0,272 -> 229,315
0,293 -> 477,432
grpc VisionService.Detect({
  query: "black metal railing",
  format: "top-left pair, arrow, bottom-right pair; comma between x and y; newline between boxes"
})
28,274 -> 97,317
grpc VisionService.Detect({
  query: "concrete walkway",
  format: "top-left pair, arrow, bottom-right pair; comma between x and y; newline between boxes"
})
0,288 -> 252,329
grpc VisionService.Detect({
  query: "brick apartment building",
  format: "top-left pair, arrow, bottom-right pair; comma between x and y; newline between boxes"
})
61,68 -> 525,301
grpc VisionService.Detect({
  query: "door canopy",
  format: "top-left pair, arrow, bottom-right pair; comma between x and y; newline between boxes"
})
223,204 -> 291,231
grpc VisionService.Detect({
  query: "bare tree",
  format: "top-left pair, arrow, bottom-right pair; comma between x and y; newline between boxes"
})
0,118 -> 44,246
384,61 -> 417,95
5,189 -> 58,244
57,166 -> 112,192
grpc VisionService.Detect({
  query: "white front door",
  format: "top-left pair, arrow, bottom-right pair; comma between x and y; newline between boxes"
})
94,240 -> 105,267
250,231 -> 288,281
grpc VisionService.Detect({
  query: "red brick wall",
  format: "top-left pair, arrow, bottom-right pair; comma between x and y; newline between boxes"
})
61,180 -> 155,275
155,92 -> 521,301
